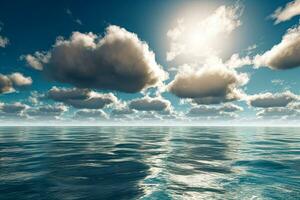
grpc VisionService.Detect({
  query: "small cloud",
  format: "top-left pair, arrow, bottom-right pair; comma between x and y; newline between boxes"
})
246,44 -> 257,52
244,44 -> 258,55
0,102 -> 29,114
111,107 -> 135,119
21,51 -> 50,70
248,91 -> 299,108
66,8 -> 83,25
186,103 -> 242,119
0,23 -> 9,48
25,104 -> 67,119
73,109 -> 108,120
0,73 -> 32,94
46,87 -> 118,109
129,96 -> 172,112
271,79 -> 284,86
75,19 -> 82,25
66,8 -> 72,16
271,0 -> 300,24
225,53 -> 252,69
9,72 -> 32,86
257,107 -> 300,119
0,36 -> 9,48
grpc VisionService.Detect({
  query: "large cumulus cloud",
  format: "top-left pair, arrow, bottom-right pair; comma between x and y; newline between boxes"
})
168,63 -> 248,104
0,73 -> 32,94
254,24 -> 300,70
46,87 -> 117,109
248,91 -> 299,108
25,25 -> 168,93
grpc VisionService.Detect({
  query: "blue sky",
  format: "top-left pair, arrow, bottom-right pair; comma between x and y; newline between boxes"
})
1,0 -> 300,125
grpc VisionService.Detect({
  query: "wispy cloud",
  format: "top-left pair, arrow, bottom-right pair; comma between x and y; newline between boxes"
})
66,8 -> 82,25
0,22 -> 9,48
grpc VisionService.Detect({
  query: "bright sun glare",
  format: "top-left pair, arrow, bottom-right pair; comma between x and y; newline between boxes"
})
167,4 -> 242,62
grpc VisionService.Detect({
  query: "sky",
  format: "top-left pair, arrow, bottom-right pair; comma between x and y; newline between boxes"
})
1,0 -> 300,125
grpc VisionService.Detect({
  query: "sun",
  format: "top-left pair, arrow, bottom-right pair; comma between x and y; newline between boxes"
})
166,4 -> 242,62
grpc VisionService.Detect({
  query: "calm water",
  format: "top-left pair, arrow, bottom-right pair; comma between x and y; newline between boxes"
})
0,126 -> 299,200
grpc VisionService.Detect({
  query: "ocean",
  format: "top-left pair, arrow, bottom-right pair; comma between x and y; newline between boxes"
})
0,126 -> 299,200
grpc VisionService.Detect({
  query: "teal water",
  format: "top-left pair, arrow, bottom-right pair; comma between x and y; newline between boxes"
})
0,126 -> 299,200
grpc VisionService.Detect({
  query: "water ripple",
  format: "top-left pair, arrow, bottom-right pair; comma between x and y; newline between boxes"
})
0,126 -> 299,199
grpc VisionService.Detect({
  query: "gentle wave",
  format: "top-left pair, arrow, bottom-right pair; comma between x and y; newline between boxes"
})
0,126 -> 299,200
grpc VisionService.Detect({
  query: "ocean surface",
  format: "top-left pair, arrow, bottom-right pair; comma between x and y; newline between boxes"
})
0,126 -> 299,200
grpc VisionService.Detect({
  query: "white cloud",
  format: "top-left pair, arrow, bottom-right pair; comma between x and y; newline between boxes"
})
271,0 -> 300,24
221,103 -> 243,112
187,103 -> 242,118
47,87 -> 90,101
0,35 -> 9,48
9,73 -> 32,86
111,107 -> 135,119
168,60 -> 249,104
75,19 -> 82,25
0,23 -> 9,48
65,94 -> 117,109
66,8 -> 83,25
135,112 -> 163,121
288,101 -> 300,109
25,25 -> 168,93
22,51 -> 50,70
46,87 -> 117,109
188,106 -> 223,117
110,97 -> 177,120
0,73 -> 32,94
0,74 -> 13,93
0,102 -> 29,114
225,53 -> 252,69
246,44 -> 257,53
248,91 -> 299,108
254,23 -> 300,69
73,109 -> 108,120
129,96 -> 171,112
271,79 -> 284,86
25,104 -> 67,118
257,107 -> 300,119
166,5 -> 242,61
